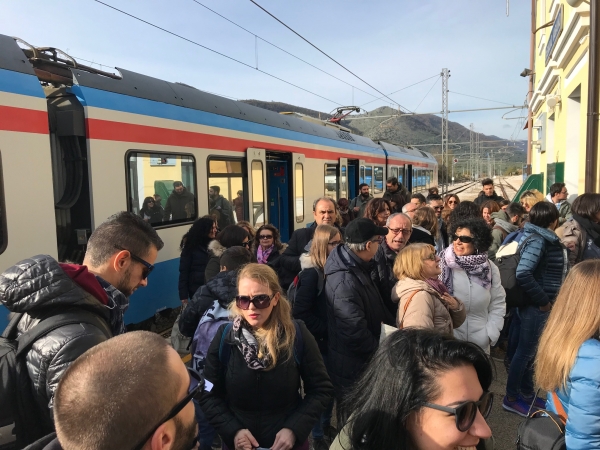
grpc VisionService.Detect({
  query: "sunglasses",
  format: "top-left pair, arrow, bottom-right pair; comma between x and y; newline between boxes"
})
114,245 -> 154,279
259,235 -> 273,240
241,241 -> 251,248
452,234 -> 474,244
433,206 -> 444,211
448,200 -> 458,204
423,391 -> 493,432
132,367 -> 204,450
235,294 -> 274,310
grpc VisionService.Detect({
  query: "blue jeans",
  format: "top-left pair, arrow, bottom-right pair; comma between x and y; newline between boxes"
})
506,305 -> 549,399
311,398 -> 334,439
194,399 -> 216,450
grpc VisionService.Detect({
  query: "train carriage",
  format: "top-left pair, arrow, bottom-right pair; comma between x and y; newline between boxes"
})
0,34 -> 437,330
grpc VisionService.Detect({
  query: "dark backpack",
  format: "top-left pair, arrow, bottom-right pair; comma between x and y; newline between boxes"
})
0,309 -> 112,449
494,235 -> 535,308
286,269 -> 325,308
218,321 -> 304,370
516,392 -> 566,450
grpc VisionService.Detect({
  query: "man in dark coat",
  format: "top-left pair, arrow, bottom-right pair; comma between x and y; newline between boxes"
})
473,178 -> 504,206
163,181 -> 196,221
325,218 -> 394,405
278,197 -> 343,289
349,183 -> 373,219
28,331 -> 199,450
428,194 -> 449,251
382,176 -> 410,201
209,185 -> 233,229
0,212 -> 163,444
371,213 -> 412,316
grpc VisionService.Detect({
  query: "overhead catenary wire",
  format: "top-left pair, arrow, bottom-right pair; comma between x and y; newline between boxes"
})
359,74 -> 441,108
413,75 -> 441,112
249,0 -> 411,112
93,0 -> 344,106
190,0 -> 381,102
449,91 -> 516,106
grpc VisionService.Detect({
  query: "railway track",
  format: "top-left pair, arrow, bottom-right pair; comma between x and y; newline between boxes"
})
497,178 -> 509,200
445,181 -> 478,196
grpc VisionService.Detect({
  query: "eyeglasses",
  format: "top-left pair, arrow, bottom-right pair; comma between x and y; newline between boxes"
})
423,253 -> 437,261
388,227 -> 412,236
241,241 -> 251,248
422,391 -> 493,432
328,240 -> 342,247
433,206 -> 444,211
235,294 -> 274,310
132,367 -> 204,450
452,234 -> 474,244
114,245 -> 154,279
259,235 -> 273,240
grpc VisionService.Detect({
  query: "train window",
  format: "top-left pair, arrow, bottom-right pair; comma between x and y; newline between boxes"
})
374,166 -> 384,194
398,165 -> 404,185
127,151 -> 197,227
359,165 -> 365,184
390,167 -> 398,179
365,166 -> 373,190
412,169 -> 417,192
324,164 -> 338,200
251,161 -> 265,228
208,157 -> 245,227
295,163 -> 304,223
340,165 -> 347,199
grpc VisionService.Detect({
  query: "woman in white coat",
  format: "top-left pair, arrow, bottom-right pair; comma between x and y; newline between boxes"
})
439,217 -> 506,354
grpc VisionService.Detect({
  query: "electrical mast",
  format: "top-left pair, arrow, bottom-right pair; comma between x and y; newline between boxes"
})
441,68 -> 450,194
469,123 -> 474,180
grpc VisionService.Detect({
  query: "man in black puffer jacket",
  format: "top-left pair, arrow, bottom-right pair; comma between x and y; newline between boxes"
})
325,219 -> 394,406
0,212 -> 163,441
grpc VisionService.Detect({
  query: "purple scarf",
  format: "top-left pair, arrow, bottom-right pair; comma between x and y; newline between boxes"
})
257,245 -> 274,264
439,246 -> 491,295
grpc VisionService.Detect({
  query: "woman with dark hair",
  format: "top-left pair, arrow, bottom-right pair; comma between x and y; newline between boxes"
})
447,200 -> 481,231
408,207 -> 437,247
389,193 -> 408,214
556,193 -> 600,265
252,224 -> 284,266
440,218 -> 506,354
337,198 -> 352,226
204,225 -> 250,282
503,201 -> 568,416
179,217 -> 218,303
481,200 -> 500,227
362,198 -> 391,227
236,220 -> 256,242
139,196 -> 164,224
331,328 -> 493,450
442,194 -> 460,227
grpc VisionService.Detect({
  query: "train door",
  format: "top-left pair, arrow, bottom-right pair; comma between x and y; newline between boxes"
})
266,153 -> 291,242
246,148 -> 268,230
339,158 -> 348,200
291,153 -> 306,231
348,160 -> 359,199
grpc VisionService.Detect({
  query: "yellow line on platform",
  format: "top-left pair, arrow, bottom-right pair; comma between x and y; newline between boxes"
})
181,353 -> 191,363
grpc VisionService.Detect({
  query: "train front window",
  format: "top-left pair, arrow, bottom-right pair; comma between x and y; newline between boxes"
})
127,152 -> 197,227
325,164 -> 338,200
208,158 -> 245,227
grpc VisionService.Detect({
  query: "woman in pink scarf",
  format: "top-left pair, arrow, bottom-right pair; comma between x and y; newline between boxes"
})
253,224 -> 284,266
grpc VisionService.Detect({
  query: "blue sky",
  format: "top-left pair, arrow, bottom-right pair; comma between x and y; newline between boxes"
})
1,0 -> 530,140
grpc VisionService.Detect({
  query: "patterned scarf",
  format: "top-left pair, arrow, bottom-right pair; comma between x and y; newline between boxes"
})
232,316 -> 271,370
439,246 -> 491,295
96,276 -> 129,335
257,245 -> 275,265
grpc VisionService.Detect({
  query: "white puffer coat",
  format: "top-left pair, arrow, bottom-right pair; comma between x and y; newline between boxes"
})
451,263 -> 506,354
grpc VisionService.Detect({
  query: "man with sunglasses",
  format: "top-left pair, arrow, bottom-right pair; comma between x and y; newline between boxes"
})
0,212 -> 163,443
28,331 -> 201,450
324,218 -> 395,407
371,213 -> 412,316
427,194 -> 448,251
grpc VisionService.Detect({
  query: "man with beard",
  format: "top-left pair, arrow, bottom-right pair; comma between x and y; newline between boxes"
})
28,331 -> 200,450
164,181 -> 196,222
371,213 -> 412,316
349,183 -> 372,219
0,212 -> 163,441
208,185 -> 233,229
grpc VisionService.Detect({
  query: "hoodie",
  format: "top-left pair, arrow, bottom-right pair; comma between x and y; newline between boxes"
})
488,210 -> 518,259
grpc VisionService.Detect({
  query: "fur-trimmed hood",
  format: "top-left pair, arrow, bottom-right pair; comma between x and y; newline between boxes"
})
300,252 -> 315,270
208,239 -> 226,258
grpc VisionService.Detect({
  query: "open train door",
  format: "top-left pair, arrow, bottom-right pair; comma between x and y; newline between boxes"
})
246,148 -> 268,229
339,157 -> 348,200
292,153 -> 306,231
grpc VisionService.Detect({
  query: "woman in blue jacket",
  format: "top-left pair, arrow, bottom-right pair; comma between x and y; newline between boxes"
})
535,260 -> 600,449
503,202 -> 568,416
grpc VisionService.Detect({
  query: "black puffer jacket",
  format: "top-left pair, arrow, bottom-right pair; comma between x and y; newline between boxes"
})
292,254 -> 328,354
163,187 -> 195,221
200,321 -> 333,450
473,190 -> 505,206
516,222 -> 568,307
324,245 -> 394,398
0,255 -> 111,430
178,243 -> 211,300
370,240 -> 399,317
178,269 -> 238,338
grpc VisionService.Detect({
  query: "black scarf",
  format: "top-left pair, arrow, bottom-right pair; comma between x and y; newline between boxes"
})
232,316 -> 270,370
573,213 -> 600,247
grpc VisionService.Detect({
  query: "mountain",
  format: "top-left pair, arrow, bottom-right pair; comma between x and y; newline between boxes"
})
240,101 -> 526,176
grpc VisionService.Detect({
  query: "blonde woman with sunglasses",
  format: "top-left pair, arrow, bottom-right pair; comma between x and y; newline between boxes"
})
200,264 -> 333,450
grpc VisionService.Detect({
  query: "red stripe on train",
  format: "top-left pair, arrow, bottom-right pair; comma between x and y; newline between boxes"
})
0,106 -> 48,134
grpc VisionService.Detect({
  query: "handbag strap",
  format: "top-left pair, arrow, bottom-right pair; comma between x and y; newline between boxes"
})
398,290 -> 422,329
552,391 -> 567,424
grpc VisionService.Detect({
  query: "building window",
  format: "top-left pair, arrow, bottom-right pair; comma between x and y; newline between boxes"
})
374,166 -> 384,194
251,161 -> 265,228
295,163 -> 304,223
208,158 -> 244,227
127,151 -> 197,226
325,163 -> 338,200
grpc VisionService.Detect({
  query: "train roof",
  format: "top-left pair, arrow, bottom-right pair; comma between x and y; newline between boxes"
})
378,141 -> 435,164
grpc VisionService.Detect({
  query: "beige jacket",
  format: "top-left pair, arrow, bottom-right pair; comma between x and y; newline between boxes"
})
391,278 -> 466,336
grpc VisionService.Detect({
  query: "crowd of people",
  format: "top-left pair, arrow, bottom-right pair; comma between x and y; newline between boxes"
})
3,175 -> 600,450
